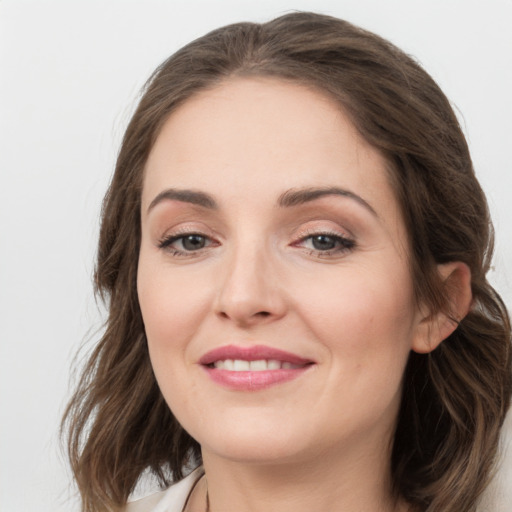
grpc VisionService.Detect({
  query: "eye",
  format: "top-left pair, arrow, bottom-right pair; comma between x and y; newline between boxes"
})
158,232 -> 217,256
309,234 -> 340,251
294,231 -> 355,256
179,234 -> 207,251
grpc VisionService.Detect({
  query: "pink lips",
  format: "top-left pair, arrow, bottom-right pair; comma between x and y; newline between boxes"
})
199,344 -> 315,391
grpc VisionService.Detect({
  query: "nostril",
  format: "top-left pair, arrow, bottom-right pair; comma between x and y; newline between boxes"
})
216,306 -> 278,324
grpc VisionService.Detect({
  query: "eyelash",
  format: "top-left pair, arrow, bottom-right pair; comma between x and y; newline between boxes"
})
157,230 -> 355,258
293,229 -> 356,257
158,232 -> 218,258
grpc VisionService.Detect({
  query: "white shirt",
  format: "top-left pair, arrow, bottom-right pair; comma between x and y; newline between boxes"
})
125,467 -> 204,512
123,463 -> 508,511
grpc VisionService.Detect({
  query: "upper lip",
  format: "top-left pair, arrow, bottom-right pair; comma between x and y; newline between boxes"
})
199,344 -> 315,366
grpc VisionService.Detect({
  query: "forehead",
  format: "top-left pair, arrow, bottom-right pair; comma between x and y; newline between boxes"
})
142,77 -> 402,231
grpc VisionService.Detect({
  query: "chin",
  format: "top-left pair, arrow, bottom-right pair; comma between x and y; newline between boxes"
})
187,411 -> 316,464
202,436 -> 309,466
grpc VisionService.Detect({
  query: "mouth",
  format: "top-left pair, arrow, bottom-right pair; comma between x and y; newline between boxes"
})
199,345 -> 315,391
209,359 -> 305,371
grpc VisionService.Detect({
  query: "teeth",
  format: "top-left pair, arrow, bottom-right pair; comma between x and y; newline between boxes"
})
212,359 -> 301,371
267,359 -> 281,370
233,359 -> 250,371
249,360 -> 267,371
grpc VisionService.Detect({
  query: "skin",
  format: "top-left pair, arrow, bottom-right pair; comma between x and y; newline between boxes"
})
137,77 -> 469,512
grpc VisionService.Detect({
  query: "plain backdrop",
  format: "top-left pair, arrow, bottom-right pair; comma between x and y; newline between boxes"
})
1,1 -> 511,511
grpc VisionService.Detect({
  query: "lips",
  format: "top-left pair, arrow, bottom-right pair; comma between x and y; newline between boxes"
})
199,344 -> 313,366
199,344 -> 315,391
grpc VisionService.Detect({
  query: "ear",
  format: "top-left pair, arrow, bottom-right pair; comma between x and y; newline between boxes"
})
411,262 -> 472,354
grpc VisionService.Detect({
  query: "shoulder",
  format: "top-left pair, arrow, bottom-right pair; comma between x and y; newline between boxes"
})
124,467 -> 204,512
125,491 -> 167,512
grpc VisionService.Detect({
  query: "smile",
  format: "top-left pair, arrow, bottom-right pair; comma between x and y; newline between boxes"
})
211,359 -> 304,371
199,345 -> 315,391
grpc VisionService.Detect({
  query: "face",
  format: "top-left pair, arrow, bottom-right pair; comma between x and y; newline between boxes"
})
137,78 -> 426,466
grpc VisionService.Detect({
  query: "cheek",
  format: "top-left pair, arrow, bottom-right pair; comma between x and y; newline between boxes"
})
137,258 -> 211,419
303,269 -> 415,413
137,256 -> 212,355
293,266 -> 416,359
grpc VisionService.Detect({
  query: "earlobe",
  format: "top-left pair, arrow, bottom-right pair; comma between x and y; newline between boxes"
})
412,262 -> 473,354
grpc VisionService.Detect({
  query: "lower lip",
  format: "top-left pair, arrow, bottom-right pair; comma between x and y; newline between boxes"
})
202,366 -> 312,391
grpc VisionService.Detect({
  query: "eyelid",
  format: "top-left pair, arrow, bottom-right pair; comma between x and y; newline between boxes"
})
292,221 -> 354,242
158,232 -> 212,248
155,221 -> 355,258
156,223 -> 221,257
293,230 -> 354,247
290,224 -> 356,256
156,222 -> 218,243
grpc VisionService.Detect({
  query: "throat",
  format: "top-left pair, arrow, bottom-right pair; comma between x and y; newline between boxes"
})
196,453 -> 408,512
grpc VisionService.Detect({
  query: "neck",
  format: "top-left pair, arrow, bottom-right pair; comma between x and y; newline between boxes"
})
189,435 -> 408,512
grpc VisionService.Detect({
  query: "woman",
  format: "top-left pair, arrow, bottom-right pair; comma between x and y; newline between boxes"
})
62,12 -> 511,512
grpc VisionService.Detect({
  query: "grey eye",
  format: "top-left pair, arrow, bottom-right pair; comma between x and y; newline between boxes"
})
181,234 -> 207,250
311,235 -> 337,251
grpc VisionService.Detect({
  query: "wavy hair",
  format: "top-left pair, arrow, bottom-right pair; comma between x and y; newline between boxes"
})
62,12 -> 511,511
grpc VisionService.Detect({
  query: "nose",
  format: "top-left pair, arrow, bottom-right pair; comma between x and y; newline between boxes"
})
214,244 -> 287,328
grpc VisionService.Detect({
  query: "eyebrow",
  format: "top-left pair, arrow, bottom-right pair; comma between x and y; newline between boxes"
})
147,188 -> 218,213
147,186 -> 377,217
278,187 -> 378,217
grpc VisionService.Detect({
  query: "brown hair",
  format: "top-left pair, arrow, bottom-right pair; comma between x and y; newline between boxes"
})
62,12 -> 511,511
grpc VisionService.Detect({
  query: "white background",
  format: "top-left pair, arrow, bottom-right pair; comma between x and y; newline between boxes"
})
1,1 -> 511,511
